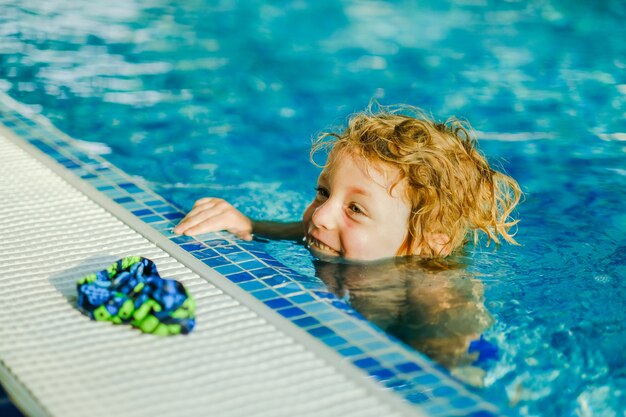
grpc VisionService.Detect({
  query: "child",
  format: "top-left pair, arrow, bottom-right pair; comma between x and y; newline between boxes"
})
174,104 -> 521,261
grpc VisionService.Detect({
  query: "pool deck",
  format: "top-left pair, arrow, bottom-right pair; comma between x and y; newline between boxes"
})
0,92 -> 504,417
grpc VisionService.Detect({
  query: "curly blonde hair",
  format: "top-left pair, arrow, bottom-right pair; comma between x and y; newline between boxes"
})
311,104 -> 521,257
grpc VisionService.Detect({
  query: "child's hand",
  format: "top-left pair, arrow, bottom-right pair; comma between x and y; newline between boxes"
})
173,198 -> 253,241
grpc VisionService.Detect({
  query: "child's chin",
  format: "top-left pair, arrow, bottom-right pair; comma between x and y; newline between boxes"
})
307,247 -> 343,263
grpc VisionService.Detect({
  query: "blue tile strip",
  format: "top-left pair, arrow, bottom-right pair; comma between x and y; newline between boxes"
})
0,97 -> 504,417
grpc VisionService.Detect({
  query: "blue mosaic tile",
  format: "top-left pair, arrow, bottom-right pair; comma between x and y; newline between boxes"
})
413,373 -> 440,385
263,258 -> 284,267
120,201 -> 143,210
202,256 -> 230,267
202,238 -> 231,247
314,310 -> 345,323
190,250 -> 215,260
467,411 -> 499,417
142,215 -> 164,223
213,264 -> 243,275
226,251 -> 256,263
287,292 -> 315,304
321,335 -> 348,347
385,378 -> 412,391
344,329 -> 375,342
226,271 -> 256,284
352,357 -> 380,369
251,288 -> 280,301
376,351 -> 407,364
308,325 -> 335,338
132,209 -> 154,217
424,403 -> 460,417
212,244 -> 242,254
277,306 -> 306,318
363,340 -> 390,352
433,385 -> 458,397
237,259 -> 266,271
332,320 -> 362,332
145,199 -> 164,206
396,361 -> 423,374
163,212 -> 184,221
329,299 -> 352,311
451,396 -> 478,408
369,368 -> 396,381
170,235 -> 195,244
249,250 -> 272,259
239,280 -> 266,292
275,284 -> 302,296
292,316 -> 320,328
300,302 -> 329,314
406,392 -> 430,404
263,276 -> 287,287
180,242 -> 205,252
154,205 -> 175,213
118,182 -> 143,193
313,290 -> 335,299
249,267 -> 279,279
264,297 -> 292,309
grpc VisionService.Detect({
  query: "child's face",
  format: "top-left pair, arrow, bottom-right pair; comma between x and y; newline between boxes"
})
302,151 -> 412,261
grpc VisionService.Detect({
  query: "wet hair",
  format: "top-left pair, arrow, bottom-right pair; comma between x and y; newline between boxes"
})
311,104 -> 521,257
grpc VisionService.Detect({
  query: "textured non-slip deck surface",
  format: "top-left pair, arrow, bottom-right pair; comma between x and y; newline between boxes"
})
0,134 -> 419,416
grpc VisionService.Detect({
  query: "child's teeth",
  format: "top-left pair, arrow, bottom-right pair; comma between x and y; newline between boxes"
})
309,237 -> 335,253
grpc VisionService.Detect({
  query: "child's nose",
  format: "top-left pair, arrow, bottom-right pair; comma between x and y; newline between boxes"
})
311,201 -> 338,230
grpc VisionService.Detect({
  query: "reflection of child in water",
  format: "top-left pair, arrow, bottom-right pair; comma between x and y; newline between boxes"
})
174,104 -> 521,261
314,257 -> 494,372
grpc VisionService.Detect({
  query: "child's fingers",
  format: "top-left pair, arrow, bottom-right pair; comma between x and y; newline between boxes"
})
185,210 -> 253,240
174,198 -> 231,233
192,197 -> 221,209
173,198 -> 220,231
181,199 -> 236,227
177,203 -> 217,227
174,206 -> 223,234
235,232 -> 253,241
182,212 -> 237,236
173,197 -> 252,239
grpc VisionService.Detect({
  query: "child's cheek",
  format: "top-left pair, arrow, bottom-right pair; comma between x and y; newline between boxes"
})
343,224 -> 375,259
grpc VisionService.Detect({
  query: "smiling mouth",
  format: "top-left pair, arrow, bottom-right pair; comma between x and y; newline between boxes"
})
306,236 -> 341,256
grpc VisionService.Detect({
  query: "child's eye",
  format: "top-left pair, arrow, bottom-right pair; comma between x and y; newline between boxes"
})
348,203 -> 365,216
315,186 -> 329,199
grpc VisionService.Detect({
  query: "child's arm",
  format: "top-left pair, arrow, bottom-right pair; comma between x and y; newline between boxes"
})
251,220 -> 304,241
173,197 -> 304,241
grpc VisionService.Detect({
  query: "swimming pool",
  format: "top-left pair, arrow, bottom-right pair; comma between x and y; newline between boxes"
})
1,0 -> 625,415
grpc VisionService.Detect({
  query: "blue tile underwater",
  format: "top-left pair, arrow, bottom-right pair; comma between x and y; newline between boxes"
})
202,256 -> 230,268
238,280 -> 266,292
292,316 -> 320,328
277,306 -> 307,318
213,264 -> 243,275
0,105 -> 504,417
338,346 -> 364,357
263,297 -> 292,309
396,361 -> 423,374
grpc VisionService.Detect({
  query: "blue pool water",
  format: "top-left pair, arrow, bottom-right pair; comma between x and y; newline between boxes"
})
1,0 -> 625,415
